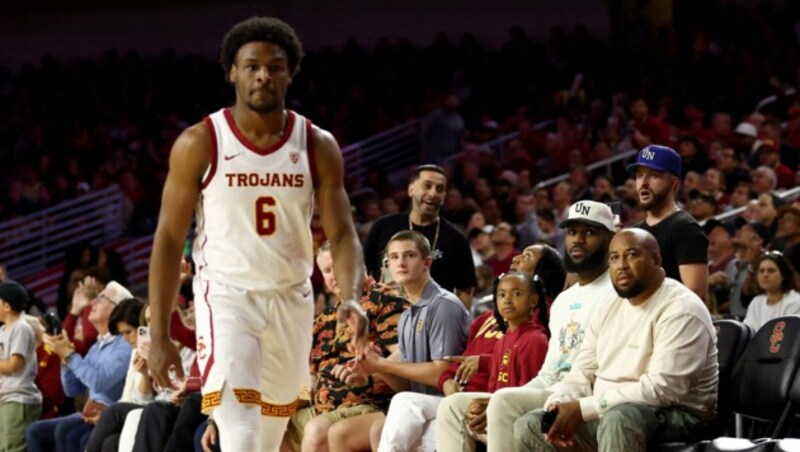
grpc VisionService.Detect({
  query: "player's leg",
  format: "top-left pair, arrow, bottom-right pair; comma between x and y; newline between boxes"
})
259,280 -> 315,452
195,280 -> 265,452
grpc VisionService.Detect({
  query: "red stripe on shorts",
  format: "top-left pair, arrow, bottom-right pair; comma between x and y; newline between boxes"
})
200,280 -> 215,385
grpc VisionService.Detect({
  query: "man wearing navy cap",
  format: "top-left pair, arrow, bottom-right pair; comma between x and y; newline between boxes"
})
627,145 -> 709,299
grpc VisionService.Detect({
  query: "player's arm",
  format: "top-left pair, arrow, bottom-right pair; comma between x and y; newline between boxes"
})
679,263 -> 708,301
148,122 -> 211,387
0,354 -> 24,374
312,127 -> 368,344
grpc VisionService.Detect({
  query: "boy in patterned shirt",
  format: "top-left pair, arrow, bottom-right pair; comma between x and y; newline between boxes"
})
301,242 -> 408,452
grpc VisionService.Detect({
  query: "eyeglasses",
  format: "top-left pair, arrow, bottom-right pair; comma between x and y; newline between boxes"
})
761,250 -> 784,258
93,293 -> 117,306
716,151 -> 736,159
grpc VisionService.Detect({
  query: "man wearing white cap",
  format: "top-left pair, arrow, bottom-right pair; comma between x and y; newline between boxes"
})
627,145 -> 709,300
733,122 -> 759,158
437,201 -> 617,452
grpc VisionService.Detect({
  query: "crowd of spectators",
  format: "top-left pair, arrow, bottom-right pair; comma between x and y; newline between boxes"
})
2,3 -> 799,234
2,2 -> 800,449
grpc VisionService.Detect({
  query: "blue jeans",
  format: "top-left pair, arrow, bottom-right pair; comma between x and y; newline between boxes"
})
26,412 -> 95,452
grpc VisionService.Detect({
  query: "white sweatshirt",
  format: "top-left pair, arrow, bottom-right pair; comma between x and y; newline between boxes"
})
547,278 -> 718,422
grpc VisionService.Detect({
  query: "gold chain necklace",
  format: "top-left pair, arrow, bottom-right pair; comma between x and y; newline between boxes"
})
409,215 -> 440,251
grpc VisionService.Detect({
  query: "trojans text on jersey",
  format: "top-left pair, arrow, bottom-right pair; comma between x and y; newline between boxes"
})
225,172 -> 305,188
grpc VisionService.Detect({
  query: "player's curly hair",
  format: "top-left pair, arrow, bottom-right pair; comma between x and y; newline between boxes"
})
219,16 -> 304,81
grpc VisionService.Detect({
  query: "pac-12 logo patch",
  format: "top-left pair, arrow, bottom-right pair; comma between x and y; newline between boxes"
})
290,152 -> 300,164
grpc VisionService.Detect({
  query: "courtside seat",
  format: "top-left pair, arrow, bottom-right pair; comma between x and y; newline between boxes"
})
705,316 -> 800,452
650,320 -> 753,452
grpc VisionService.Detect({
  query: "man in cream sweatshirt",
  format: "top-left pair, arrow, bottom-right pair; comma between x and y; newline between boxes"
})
515,228 -> 718,451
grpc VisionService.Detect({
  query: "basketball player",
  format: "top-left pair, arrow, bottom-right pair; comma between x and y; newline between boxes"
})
147,17 -> 368,452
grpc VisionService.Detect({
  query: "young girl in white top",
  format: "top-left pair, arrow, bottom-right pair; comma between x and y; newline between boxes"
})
744,251 -> 800,331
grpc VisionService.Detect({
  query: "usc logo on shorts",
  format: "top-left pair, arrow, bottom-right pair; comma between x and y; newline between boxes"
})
197,336 -> 207,360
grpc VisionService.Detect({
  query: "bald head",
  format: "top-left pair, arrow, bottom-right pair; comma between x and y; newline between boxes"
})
614,228 -> 660,257
608,228 -> 665,303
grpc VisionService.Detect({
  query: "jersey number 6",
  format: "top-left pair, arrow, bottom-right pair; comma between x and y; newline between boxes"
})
255,196 -> 277,236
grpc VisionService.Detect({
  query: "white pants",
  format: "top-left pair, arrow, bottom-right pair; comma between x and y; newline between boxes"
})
485,386 -> 552,452
195,278 -> 314,452
436,392 -> 490,452
117,408 -> 143,452
378,392 -> 440,452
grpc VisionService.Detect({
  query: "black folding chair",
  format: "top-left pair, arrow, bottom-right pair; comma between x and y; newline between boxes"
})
704,316 -> 800,452
653,319 -> 752,452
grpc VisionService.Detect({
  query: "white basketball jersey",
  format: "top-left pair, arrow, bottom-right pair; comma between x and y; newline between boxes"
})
193,108 -> 316,290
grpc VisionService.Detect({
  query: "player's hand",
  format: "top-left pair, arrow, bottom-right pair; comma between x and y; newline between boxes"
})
545,400 -> 583,447
348,343 -> 382,375
148,338 -> 184,390
448,355 -> 479,387
337,299 -> 369,353
201,423 -> 218,452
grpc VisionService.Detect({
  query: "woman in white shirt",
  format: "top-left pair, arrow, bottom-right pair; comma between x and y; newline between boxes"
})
744,251 -> 800,331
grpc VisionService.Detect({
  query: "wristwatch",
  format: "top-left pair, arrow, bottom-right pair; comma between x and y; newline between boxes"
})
61,349 -> 76,366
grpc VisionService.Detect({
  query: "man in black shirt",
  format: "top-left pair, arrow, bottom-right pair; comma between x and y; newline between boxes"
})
627,145 -> 709,299
364,165 -> 477,307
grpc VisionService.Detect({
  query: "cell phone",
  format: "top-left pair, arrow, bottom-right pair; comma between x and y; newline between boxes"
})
137,326 -> 151,360
541,409 -> 558,434
43,312 -> 63,335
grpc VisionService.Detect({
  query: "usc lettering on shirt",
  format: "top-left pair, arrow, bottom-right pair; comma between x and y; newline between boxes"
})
497,348 -> 511,383
475,316 -> 505,340
194,108 -> 317,290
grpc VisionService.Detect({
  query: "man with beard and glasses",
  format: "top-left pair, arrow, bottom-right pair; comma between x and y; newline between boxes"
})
514,229 -> 717,452
147,17 -> 367,452
627,145 -> 709,300
461,201 -> 616,452
364,165 -> 477,307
